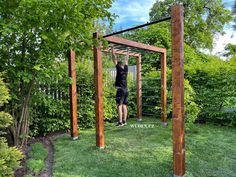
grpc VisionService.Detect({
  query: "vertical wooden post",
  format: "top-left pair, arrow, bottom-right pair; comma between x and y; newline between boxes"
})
68,50 -> 78,140
161,51 -> 167,125
136,54 -> 142,121
171,5 -> 185,177
93,32 -> 105,148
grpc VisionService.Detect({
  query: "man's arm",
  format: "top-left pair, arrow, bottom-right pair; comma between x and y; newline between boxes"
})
112,47 -> 118,65
124,49 -> 129,65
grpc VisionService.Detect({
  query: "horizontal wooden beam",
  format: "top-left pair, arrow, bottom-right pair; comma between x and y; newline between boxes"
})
104,36 -> 166,53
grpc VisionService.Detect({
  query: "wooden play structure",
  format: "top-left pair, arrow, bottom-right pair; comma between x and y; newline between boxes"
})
68,5 -> 185,177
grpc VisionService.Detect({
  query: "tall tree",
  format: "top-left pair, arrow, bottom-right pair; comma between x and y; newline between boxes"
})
0,0 -> 113,146
149,0 -> 232,49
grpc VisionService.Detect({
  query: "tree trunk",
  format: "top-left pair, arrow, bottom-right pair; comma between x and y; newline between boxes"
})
10,80 -> 34,147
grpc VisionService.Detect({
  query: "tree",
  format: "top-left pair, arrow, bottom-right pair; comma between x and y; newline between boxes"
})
0,0 -> 114,146
149,0 -> 232,49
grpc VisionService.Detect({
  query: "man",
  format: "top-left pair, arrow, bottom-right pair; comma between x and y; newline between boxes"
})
112,47 -> 129,127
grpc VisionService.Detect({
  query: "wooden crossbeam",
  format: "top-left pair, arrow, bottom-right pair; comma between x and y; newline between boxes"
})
104,36 -> 166,53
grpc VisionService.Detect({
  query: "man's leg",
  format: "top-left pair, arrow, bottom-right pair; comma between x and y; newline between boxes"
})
116,88 -> 123,126
123,104 -> 127,123
118,104 -> 123,123
123,88 -> 128,124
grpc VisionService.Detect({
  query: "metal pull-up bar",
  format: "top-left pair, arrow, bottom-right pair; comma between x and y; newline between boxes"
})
103,16 -> 171,38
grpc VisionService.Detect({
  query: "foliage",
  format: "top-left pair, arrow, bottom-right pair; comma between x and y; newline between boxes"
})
142,70 -> 164,117
185,55 -> 236,125
103,70 -> 117,120
30,62 -> 70,136
0,0 -> 114,146
76,60 -> 95,128
0,138 -> 23,177
184,80 -> 201,128
149,0 -> 232,49
142,68 -> 200,126
224,43 -> 236,58
0,75 -> 23,177
26,142 -> 48,176
30,59 -> 95,135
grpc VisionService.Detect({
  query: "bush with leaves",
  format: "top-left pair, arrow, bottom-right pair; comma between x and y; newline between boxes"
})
31,60 -> 96,135
30,62 -> 70,135
76,60 -> 95,128
0,75 -> 23,177
184,80 -> 201,128
142,68 -> 200,126
186,56 -> 236,126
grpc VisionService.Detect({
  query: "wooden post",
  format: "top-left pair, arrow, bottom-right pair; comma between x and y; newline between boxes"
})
136,54 -> 142,121
68,50 -> 78,140
93,32 -> 105,148
161,51 -> 167,125
171,5 -> 185,177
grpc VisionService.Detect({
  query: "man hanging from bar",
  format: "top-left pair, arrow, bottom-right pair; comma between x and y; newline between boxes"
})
112,47 -> 129,127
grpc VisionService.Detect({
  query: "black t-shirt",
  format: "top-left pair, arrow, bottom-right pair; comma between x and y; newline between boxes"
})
115,64 -> 128,88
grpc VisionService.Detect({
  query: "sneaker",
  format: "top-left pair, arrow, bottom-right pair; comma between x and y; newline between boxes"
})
122,121 -> 127,126
116,122 -> 123,127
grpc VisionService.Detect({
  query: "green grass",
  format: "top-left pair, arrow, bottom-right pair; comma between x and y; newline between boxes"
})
26,142 -> 48,175
52,118 -> 236,177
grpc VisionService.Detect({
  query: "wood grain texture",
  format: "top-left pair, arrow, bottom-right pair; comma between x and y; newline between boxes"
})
93,32 -> 105,148
161,52 -> 167,124
68,50 -> 78,139
136,55 -> 142,120
171,5 -> 185,177
105,36 -> 166,53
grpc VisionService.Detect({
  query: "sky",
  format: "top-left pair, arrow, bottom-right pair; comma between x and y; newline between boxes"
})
109,0 -> 236,56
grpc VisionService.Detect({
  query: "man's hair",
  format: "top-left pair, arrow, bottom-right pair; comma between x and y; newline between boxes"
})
118,60 -> 123,66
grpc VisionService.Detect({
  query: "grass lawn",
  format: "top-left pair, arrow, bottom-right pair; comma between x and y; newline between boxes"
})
52,118 -> 236,177
26,142 -> 48,176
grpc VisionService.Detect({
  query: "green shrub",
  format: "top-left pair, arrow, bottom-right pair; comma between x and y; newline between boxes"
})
186,56 -> 236,125
142,69 -> 200,127
0,75 -> 23,177
77,60 -> 95,128
30,63 -> 70,135
103,72 -> 116,120
31,60 -> 96,135
184,80 -> 201,129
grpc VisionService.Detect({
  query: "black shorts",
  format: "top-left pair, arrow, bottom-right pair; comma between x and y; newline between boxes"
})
116,88 -> 128,105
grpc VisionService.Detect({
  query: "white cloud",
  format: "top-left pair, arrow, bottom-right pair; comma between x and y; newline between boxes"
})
110,0 -> 156,27
212,29 -> 236,56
